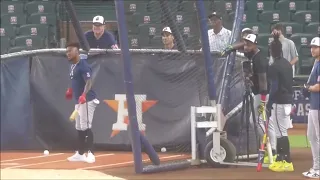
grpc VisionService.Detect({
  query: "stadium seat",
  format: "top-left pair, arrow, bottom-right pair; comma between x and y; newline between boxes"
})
1,1 -> 25,15
243,11 -> 258,23
212,0 -> 236,14
290,33 -> 314,47
299,56 -> 314,75
149,36 -> 163,49
259,10 -> 290,24
123,1 -> 147,14
8,46 -> 32,53
276,0 -> 307,12
132,13 -> 161,25
178,23 -> 200,38
292,11 -> 319,24
127,35 -> 141,49
299,46 -> 312,57
242,22 -> 270,34
127,23 -> 139,35
0,37 -> 11,55
0,14 -> 27,26
184,36 -> 201,50
25,1 -> 56,15
307,0 -> 319,11
138,23 -> 162,38
171,12 -> 197,25
14,35 -> 45,49
18,24 -> 49,37
147,0 -> 179,13
0,25 -> 17,38
280,22 -> 304,37
245,1 -> 258,14
28,13 -> 57,26
257,33 -> 274,47
256,1 -> 275,12
305,22 -> 320,35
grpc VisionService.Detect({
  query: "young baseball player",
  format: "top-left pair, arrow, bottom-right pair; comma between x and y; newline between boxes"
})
267,35 -> 294,172
302,37 -> 320,179
65,42 -> 99,163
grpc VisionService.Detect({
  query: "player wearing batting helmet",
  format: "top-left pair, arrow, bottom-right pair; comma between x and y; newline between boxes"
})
267,35 -> 294,172
302,37 -> 320,179
65,42 -> 100,163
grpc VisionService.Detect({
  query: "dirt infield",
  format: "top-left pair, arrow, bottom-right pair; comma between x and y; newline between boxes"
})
0,124 -> 312,179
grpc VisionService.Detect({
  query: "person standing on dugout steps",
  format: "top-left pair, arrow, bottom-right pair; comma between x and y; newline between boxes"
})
266,35 -> 294,172
242,34 -> 269,139
301,37 -> 320,179
65,42 -> 100,163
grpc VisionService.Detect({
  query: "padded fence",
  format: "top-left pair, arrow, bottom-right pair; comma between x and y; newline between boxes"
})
1,48 -> 251,153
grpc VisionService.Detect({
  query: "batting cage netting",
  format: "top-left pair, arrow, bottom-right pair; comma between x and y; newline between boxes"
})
1,0 -> 259,166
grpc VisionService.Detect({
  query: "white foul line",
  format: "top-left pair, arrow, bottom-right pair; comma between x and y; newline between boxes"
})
78,154 -> 185,170
5,153 -> 115,169
0,153 -> 65,163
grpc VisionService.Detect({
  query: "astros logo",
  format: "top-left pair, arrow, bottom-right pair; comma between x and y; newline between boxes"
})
104,94 -> 157,137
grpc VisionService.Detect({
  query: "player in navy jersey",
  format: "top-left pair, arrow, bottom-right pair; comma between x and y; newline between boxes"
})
302,37 -> 320,179
84,15 -> 119,49
65,42 -> 99,163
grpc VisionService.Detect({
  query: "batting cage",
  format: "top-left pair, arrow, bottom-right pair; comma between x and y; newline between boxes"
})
1,0 -> 263,174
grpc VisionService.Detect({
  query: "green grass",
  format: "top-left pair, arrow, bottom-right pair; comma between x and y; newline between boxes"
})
289,135 -> 310,148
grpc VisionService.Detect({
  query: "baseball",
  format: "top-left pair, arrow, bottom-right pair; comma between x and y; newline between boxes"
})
43,150 -> 49,156
161,147 -> 166,152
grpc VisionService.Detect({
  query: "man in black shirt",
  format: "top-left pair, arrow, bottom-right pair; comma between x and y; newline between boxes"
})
267,36 -> 294,172
242,34 -> 269,138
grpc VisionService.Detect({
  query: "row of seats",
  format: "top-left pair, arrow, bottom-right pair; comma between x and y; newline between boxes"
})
1,35 -> 47,54
1,0 -> 58,15
1,13 -> 57,27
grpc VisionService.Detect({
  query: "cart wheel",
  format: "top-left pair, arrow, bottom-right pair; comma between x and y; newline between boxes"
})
204,138 -> 236,167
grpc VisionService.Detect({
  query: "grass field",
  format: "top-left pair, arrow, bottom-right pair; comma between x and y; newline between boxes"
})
289,135 -> 310,148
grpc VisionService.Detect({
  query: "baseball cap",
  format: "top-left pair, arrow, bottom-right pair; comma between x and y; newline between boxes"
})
93,15 -> 105,25
310,37 -> 320,47
208,12 -> 222,20
243,34 -> 257,44
162,27 -> 172,34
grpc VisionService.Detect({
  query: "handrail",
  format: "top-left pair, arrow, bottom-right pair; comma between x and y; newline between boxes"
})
1,48 -> 245,60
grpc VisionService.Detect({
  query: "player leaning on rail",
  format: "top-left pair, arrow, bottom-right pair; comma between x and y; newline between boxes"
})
65,42 -> 100,163
267,35 -> 294,172
301,37 -> 320,179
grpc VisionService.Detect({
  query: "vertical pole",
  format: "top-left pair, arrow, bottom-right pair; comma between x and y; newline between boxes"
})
195,0 -> 216,101
114,0 -> 143,173
190,106 -> 197,161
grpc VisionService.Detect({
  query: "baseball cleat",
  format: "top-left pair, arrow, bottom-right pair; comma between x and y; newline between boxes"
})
269,160 -> 294,172
302,169 -> 320,179
86,151 -> 95,163
67,151 -> 87,162
264,155 -> 277,164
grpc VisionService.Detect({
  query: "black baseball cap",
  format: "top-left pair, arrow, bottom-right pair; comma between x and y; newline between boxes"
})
208,12 -> 222,20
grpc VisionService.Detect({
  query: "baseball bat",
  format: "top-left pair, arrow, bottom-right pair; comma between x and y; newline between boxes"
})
256,108 -> 273,172
69,106 -> 80,121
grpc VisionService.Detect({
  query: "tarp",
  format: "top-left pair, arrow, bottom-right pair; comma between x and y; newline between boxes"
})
1,53 -> 308,152
1,57 -> 35,150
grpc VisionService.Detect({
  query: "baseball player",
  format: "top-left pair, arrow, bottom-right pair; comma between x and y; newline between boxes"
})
242,34 -> 269,139
65,42 -> 99,163
302,37 -> 320,179
266,35 -> 294,172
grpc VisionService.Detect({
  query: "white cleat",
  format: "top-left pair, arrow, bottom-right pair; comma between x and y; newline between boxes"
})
86,151 -> 95,163
302,168 -> 320,179
67,151 -> 87,162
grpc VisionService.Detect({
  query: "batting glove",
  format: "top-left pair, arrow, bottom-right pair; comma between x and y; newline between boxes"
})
78,93 -> 86,104
65,88 -> 73,100
301,84 -> 310,98
220,45 -> 234,57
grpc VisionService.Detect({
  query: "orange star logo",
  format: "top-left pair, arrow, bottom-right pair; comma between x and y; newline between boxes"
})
104,98 -> 157,137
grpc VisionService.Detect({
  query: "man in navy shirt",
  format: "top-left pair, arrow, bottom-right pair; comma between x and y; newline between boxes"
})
162,27 -> 176,50
65,42 -> 99,163
302,37 -> 320,179
84,15 -> 119,49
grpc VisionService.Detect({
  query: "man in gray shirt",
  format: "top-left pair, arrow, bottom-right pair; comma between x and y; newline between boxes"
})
269,23 -> 299,77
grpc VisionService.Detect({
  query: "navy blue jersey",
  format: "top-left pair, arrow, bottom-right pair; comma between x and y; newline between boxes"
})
70,59 -> 96,103
309,61 -> 320,110
85,30 -> 118,49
